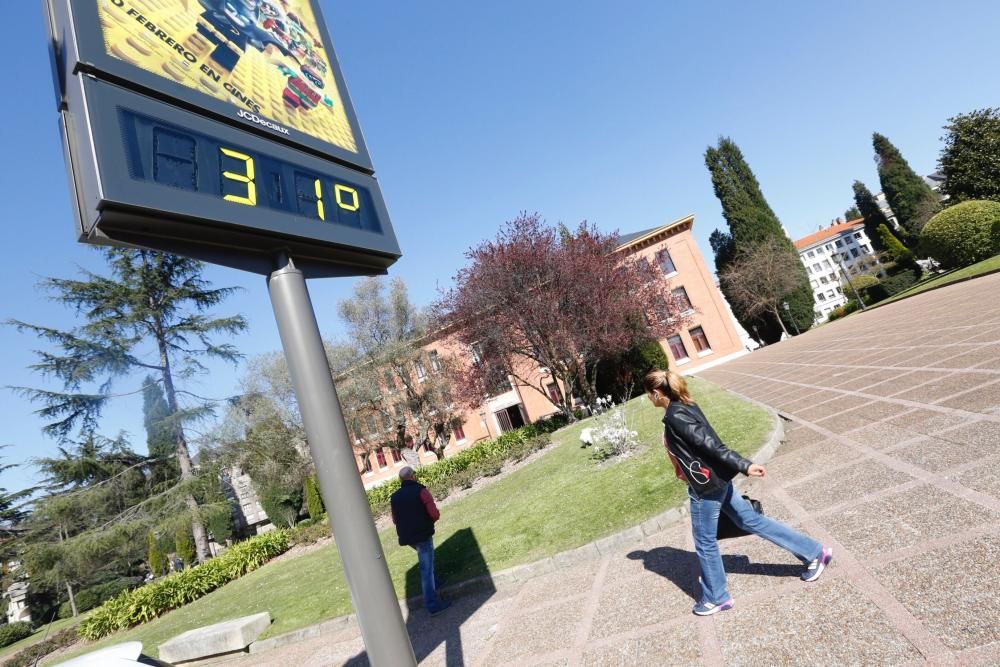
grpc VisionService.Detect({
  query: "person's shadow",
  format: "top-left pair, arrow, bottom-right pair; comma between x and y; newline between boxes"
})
344,527 -> 495,666
626,545 -> 804,599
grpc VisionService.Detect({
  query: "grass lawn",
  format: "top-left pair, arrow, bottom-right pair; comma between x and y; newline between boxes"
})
874,254 -> 1000,308
53,378 -> 771,662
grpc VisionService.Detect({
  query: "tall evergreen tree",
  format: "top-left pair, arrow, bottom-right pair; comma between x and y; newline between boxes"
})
705,137 -> 813,341
873,132 -> 940,235
939,108 -> 1000,204
852,180 -> 894,252
10,248 -> 247,563
142,377 -> 180,485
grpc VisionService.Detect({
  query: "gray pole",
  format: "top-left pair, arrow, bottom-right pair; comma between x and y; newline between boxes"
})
834,255 -> 867,311
267,254 -> 416,667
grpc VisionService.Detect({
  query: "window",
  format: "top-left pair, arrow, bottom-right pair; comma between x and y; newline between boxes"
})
854,232 -> 862,239
817,292 -> 827,301
850,248 -> 860,258
822,259 -> 831,269
414,360 -> 427,381
819,275 -> 828,285
860,244 -> 871,254
805,266 -> 813,275
812,263 -> 822,272
656,249 -> 677,275
376,449 -> 388,469
429,350 -> 442,373
825,244 -> 833,253
826,289 -> 836,298
390,447 -> 402,463
807,250 -> 815,258
546,382 -> 560,404
453,424 -> 466,442
828,273 -> 837,282
835,286 -> 842,294
835,239 -> 843,248
842,253 -> 850,262
672,286 -> 693,312
689,326 -> 712,354
666,335 -> 689,362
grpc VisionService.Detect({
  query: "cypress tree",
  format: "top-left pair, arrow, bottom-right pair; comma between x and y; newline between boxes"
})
304,474 -> 325,521
852,180 -> 895,252
705,137 -> 813,341
147,532 -> 166,577
873,132 -> 939,235
174,526 -> 195,568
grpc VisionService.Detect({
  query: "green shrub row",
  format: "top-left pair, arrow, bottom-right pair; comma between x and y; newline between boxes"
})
5,626 -> 78,667
367,417 -> 566,518
58,577 -> 144,619
0,622 -> 33,649
77,530 -> 289,641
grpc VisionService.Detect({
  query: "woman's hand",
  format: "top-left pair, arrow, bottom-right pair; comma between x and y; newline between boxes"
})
747,463 -> 767,477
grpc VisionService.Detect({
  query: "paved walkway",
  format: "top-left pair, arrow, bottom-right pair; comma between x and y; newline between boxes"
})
206,275 -> 1000,666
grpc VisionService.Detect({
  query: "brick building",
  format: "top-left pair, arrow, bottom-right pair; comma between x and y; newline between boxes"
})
354,214 -> 746,488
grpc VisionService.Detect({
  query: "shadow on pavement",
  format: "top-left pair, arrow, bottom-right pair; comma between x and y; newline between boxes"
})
627,545 -> 803,600
345,527 -> 495,666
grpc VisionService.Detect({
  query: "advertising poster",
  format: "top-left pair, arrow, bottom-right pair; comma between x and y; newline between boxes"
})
97,0 -> 358,153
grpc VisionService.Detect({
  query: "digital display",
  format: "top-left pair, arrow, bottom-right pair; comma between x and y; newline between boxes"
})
96,0 -> 357,154
119,109 -> 381,232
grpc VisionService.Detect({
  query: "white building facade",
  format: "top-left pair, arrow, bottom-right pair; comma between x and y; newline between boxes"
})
794,220 -> 883,323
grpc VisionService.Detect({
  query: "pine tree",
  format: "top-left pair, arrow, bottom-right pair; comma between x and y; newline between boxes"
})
142,377 -> 180,486
873,132 -> 940,235
852,181 -> 894,252
705,137 -> 813,341
10,248 -> 247,563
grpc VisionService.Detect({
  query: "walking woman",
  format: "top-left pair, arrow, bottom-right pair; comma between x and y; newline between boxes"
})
644,369 -> 832,616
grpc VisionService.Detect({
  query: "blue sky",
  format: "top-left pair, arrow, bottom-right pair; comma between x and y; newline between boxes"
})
1,0 -> 996,491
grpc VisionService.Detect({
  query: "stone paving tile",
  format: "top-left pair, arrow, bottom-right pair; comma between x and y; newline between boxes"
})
772,425 -> 828,454
927,344 -> 1000,369
889,436 -> 983,473
885,409 -> 969,436
779,390 -> 842,413
956,462 -> 1000,501
715,579 -> 920,666
935,420 -> 1000,449
892,373 -> 998,403
718,535 -> 810,599
790,395 -> 869,422
822,485 -> 998,559
482,597 -> 586,666
857,370 -> 935,394
785,459 -> 905,513
763,440 -> 859,483
734,480 -> 799,528
588,567 -> 694,640
840,399 -> 912,423
602,525 -> 691,588
814,406 -> 882,433
516,558 -> 602,608
935,381 -> 1000,416
581,620 -> 704,666
827,368 -> 884,389
845,421 -> 923,450
873,535 -> 1000,652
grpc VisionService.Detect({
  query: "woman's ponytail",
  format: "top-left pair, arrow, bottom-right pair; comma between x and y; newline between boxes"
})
643,368 -> 694,405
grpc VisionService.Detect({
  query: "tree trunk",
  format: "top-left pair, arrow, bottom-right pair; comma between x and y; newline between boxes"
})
65,579 -> 78,618
556,370 -> 577,422
157,339 -> 210,564
772,307 -> 790,336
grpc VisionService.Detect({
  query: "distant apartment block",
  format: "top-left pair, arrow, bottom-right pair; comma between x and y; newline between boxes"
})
794,219 -> 883,323
352,214 -> 748,488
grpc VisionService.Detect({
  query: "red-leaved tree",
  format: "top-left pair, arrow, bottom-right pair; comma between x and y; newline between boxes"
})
435,213 -> 689,421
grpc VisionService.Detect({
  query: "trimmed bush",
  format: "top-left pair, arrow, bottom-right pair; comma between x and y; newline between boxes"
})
0,622 -> 33,648
366,419 -> 564,518
78,530 -> 289,640
880,269 -> 920,296
5,627 -> 79,667
304,474 -> 325,520
920,200 -> 1000,269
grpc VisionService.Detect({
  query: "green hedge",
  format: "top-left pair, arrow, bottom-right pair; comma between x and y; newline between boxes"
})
78,530 -> 289,641
58,577 -> 144,619
5,627 -> 79,667
921,200 -> 1000,269
367,417 -> 566,518
0,622 -> 32,649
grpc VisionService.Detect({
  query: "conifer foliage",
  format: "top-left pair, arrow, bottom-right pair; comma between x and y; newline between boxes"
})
704,138 -> 813,341
873,132 -> 940,235
851,180 -> 894,253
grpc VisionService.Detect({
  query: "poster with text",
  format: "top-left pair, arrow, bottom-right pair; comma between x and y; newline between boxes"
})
98,0 -> 358,153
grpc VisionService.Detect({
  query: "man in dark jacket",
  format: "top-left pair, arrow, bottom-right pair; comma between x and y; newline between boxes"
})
390,467 -> 450,614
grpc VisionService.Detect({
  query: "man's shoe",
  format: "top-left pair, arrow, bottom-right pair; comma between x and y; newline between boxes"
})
692,598 -> 734,616
429,600 -> 452,616
801,546 -> 833,582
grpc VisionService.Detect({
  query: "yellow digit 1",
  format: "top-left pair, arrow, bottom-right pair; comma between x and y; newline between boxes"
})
314,179 -> 325,220
335,184 -> 360,211
220,147 -> 256,206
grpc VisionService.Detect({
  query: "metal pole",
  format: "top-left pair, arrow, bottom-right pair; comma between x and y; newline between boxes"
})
267,254 -> 416,667
835,255 -> 867,311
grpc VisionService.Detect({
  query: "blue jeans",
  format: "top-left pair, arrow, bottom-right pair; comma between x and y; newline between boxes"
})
689,482 -> 822,605
413,539 -> 442,611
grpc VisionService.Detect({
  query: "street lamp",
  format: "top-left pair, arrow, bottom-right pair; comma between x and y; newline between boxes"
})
781,301 -> 801,335
833,253 -> 867,311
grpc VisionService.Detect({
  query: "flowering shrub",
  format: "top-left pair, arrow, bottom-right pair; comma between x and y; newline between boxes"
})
581,401 -> 639,462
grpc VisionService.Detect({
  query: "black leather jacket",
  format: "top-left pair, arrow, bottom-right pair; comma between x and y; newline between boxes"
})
662,401 -> 752,498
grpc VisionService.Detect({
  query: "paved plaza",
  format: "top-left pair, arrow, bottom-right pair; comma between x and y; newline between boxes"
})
204,275 -> 1000,666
